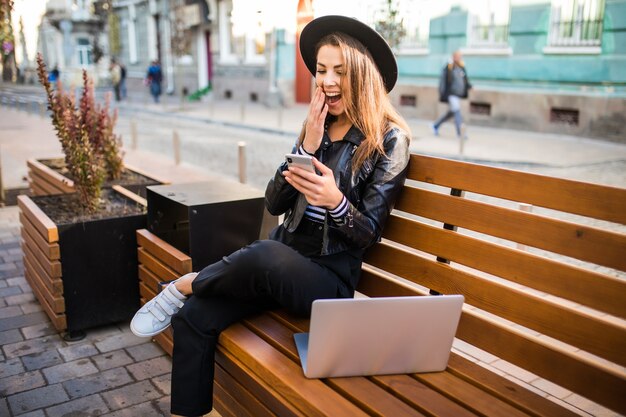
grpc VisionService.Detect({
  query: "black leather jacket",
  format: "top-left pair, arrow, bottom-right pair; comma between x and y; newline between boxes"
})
265,125 -> 410,256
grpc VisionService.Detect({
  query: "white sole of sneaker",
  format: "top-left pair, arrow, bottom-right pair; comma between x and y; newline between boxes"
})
130,318 -> 171,338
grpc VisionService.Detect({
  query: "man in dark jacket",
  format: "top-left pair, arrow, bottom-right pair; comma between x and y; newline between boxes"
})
432,50 -> 472,139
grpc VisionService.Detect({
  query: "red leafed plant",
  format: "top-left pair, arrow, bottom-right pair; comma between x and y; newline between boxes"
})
36,53 -> 124,213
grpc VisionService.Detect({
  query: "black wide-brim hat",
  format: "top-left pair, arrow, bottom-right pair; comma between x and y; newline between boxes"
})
299,15 -> 398,92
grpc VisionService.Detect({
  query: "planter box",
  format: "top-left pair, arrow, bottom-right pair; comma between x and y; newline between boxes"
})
136,228 -> 192,354
27,158 -> 168,200
18,190 -> 147,333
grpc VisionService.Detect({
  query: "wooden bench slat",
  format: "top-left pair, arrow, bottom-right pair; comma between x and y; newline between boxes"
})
20,213 -> 60,260
216,349 -> 306,417
408,154 -> 626,224
446,355 -> 580,417
215,365 -> 278,417
138,265 -> 163,296
153,329 -> 173,356
244,314 -> 434,417
219,323 -> 370,417
263,308 -> 542,417
137,229 -> 192,276
413,371 -> 541,417
366,243 -> 626,366
459,312 -> 626,415
17,195 -> 59,243
357,270 -> 626,414
383,214 -> 626,319
395,187 -> 626,271
137,248 -> 182,283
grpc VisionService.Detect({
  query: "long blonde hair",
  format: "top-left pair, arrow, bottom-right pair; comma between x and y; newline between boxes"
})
298,32 -> 410,171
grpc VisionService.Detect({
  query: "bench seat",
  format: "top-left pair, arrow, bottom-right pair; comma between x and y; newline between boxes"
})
136,154 -> 626,416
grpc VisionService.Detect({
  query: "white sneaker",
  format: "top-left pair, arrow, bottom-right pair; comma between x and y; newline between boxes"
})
130,276 -> 191,337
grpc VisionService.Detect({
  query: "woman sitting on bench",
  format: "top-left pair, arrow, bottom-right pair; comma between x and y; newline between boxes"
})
130,15 -> 411,417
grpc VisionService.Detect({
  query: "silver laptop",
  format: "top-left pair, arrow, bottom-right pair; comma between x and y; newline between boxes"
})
294,295 -> 464,379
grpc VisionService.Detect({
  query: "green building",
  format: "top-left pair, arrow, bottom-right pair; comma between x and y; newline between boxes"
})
391,0 -> 625,142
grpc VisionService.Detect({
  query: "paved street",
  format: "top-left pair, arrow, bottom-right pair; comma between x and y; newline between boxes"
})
0,82 -> 625,416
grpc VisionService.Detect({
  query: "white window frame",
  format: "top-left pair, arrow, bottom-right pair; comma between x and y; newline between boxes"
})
464,2 -> 512,56
543,0 -> 604,55
218,0 -> 238,64
127,4 -> 138,64
218,0 -> 266,65
76,37 -> 93,67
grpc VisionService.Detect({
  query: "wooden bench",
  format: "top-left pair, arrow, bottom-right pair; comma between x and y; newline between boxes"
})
136,154 -> 626,417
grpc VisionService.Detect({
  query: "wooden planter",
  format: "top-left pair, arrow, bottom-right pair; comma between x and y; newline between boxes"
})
27,158 -> 168,200
18,191 -> 147,335
136,228 -> 192,354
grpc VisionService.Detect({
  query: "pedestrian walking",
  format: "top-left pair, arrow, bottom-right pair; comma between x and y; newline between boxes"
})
146,60 -> 163,103
432,50 -> 472,139
119,61 -> 127,100
129,14 -> 411,417
48,65 -> 59,88
109,58 -> 122,102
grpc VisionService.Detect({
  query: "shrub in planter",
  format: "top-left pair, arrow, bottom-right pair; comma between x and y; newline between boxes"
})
29,54 -> 163,200
18,55 -> 147,338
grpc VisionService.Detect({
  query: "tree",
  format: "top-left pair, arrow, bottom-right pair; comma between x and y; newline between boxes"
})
374,0 -> 407,49
0,0 -> 17,81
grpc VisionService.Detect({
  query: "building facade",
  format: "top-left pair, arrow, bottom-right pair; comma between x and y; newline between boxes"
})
391,0 -> 626,142
36,0 -> 110,86
272,0 -> 626,142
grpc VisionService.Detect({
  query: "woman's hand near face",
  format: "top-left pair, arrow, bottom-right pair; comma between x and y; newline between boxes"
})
302,87 -> 328,154
283,158 -> 344,210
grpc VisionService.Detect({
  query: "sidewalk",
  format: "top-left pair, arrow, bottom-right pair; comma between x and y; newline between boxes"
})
1,86 -> 625,416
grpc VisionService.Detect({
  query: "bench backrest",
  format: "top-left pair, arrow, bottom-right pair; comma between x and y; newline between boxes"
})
360,154 -> 626,415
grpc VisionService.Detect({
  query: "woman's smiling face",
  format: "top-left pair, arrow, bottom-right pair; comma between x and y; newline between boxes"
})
315,44 -> 346,117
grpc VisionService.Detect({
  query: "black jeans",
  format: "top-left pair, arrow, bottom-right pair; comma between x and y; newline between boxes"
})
169,238 -> 354,416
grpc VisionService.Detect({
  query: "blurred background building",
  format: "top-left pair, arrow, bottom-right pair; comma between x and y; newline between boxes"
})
3,0 -> 625,141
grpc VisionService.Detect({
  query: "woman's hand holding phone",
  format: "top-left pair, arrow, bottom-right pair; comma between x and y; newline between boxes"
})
302,87 -> 328,154
284,157 -> 343,210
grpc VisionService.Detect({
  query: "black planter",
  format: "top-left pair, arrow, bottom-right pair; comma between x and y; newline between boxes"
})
19,190 -> 146,334
58,211 -> 146,332
146,181 -> 266,271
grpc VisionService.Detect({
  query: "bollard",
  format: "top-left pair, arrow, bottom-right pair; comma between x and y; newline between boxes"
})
516,203 -> 533,251
130,119 -> 138,150
39,102 -> 46,119
173,130 -> 181,165
458,124 -> 468,155
238,142 -> 247,184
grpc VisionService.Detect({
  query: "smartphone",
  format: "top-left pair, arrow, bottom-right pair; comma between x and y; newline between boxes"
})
285,153 -> 315,173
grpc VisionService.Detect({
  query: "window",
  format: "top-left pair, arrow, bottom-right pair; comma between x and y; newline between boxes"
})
545,0 -> 604,53
76,38 -> 93,66
395,0 -> 430,53
218,0 -> 266,65
467,0 -> 511,49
